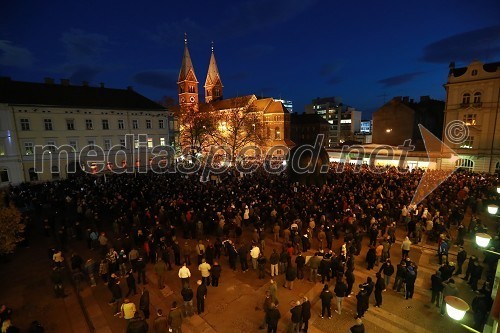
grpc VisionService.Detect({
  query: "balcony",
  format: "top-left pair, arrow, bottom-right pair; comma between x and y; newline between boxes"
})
460,103 -> 470,108
472,102 -> 482,108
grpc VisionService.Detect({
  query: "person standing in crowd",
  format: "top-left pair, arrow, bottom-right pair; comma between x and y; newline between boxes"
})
265,303 -> 281,333
319,284 -> 333,319
308,253 -> 321,283
350,318 -> 365,333
290,300 -> 302,333
374,272 -> 385,307
269,249 -> 279,277
258,253 -> 267,279
269,279 -> 279,304
295,252 -> 305,280
210,261 -> 221,287
181,285 -> 194,317
125,269 -> 137,297
431,270 -> 443,307
355,285 -> 368,319
455,247 -> 467,276
126,312 -> 148,333
136,257 -> 146,285
121,298 -> 136,321
401,237 -> 411,260
393,261 -> 406,292
199,259 -> 211,286
139,288 -> 150,320
167,301 -> 183,333
405,265 -> 417,300
153,309 -> 168,333
251,244 -> 261,270
301,296 -> 311,333
196,280 -> 207,315
259,291 -> 273,330
379,259 -> 394,289
196,240 -> 205,265
178,262 -> 191,289
284,264 -> 297,290
238,241 -> 249,273
334,278 -> 347,314
154,258 -> 167,290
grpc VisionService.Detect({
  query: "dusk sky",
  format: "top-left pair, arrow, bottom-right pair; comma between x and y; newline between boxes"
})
1,0 -> 499,118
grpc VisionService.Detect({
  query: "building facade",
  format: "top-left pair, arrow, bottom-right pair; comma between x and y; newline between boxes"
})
372,96 -> 444,150
290,113 -> 330,147
0,77 -> 168,185
440,60 -> 500,173
177,39 -> 293,157
305,97 -> 361,147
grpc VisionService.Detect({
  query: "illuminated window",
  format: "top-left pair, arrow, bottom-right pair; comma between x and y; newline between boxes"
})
20,119 -> 30,131
275,127 -> 281,140
24,142 -> 34,155
147,138 -> 153,148
134,139 -> 139,149
462,114 -> 476,125
455,158 -> 473,170
160,137 -> 166,146
459,137 -> 474,149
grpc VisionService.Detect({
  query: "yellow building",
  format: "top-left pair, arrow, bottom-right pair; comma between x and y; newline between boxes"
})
177,38 -> 293,157
441,60 -> 500,173
0,77 -> 168,184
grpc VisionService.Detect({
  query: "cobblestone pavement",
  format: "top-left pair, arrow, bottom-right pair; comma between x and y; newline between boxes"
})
1,207 -> 487,333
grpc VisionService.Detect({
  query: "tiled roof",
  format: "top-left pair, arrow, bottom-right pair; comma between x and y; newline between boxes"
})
0,77 -> 165,110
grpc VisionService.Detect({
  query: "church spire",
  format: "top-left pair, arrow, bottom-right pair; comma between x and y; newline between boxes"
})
178,33 -> 199,109
204,41 -> 223,103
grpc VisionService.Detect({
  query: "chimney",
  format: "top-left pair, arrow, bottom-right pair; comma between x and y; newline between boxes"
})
44,77 -> 54,84
420,95 -> 430,103
100,82 -> 105,88
402,96 -> 409,103
82,81 -> 89,87
60,79 -> 70,86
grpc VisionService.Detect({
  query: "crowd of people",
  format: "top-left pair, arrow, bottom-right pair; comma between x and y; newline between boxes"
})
2,164 -> 499,332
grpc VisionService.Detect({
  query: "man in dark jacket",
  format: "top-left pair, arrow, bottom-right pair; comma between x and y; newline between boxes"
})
319,284 -> 333,319
431,270 -> 443,307
290,301 -> 302,333
355,286 -> 368,319
295,252 -> 306,280
210,261 -> 221,287
345,268 -> 355,297
378,259 -> 394,288
139,288 -> 150,319
301,296 -> 311,333
181,286 -> 194,316
393,261 -> 406,292
265,303 -> 281,333
334,278 -> 347,314
470,261 -> 483,292
196,280 -> 207,314
167,301 -> 183,333
374,272 -> 385,307
319,255 -> 331,283
454,247 -> 467,276
405,265 -> 417,299
463,255 -> 477,282
126,312 -> 148,333
284,265 -> 297,290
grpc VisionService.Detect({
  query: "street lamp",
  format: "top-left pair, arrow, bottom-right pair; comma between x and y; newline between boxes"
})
497,186 -> 500,195
488,204 -> 499,215
444,296 -> 469,321
476,233 -> 492,248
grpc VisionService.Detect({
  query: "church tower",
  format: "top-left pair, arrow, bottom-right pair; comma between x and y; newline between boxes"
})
204,42 -> 223,103
178,34 -> 199,110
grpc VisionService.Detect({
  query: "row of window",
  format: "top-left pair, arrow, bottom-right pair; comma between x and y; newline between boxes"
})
23,137 -> 168,155
461,92 -> 482,106
19,118 -> 166,131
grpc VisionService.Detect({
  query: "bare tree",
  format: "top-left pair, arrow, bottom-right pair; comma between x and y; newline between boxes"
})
208,97 -> 266,160
177,106 -> 216,154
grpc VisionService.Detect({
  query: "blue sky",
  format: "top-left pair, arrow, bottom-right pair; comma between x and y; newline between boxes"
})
1,0 -> 499,117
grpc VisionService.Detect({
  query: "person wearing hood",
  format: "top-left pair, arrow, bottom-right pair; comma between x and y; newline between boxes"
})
401,237 -> 411,260
440,278 -> 458,315
405,265 -> 417,300
431,270 -> 443,307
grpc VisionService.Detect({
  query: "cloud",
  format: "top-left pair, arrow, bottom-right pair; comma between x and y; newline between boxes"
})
0,40 -> 34,68
421,25 -> 500,63
61,29 -> 108,62
151,0 -> 318,44
132,69 -> 178,90
377,72 -> 424,88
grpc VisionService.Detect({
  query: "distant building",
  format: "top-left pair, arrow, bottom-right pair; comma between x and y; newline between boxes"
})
290,113 -> 329,147
360,119 -> 372,133
372,96 -> 444,149
305,97 -> 361,147
275,99 -> 293,113
0,77 -> 168,185
440,60 -> 500,173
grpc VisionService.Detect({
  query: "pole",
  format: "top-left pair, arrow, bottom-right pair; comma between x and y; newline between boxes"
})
488,88 -> 499,173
